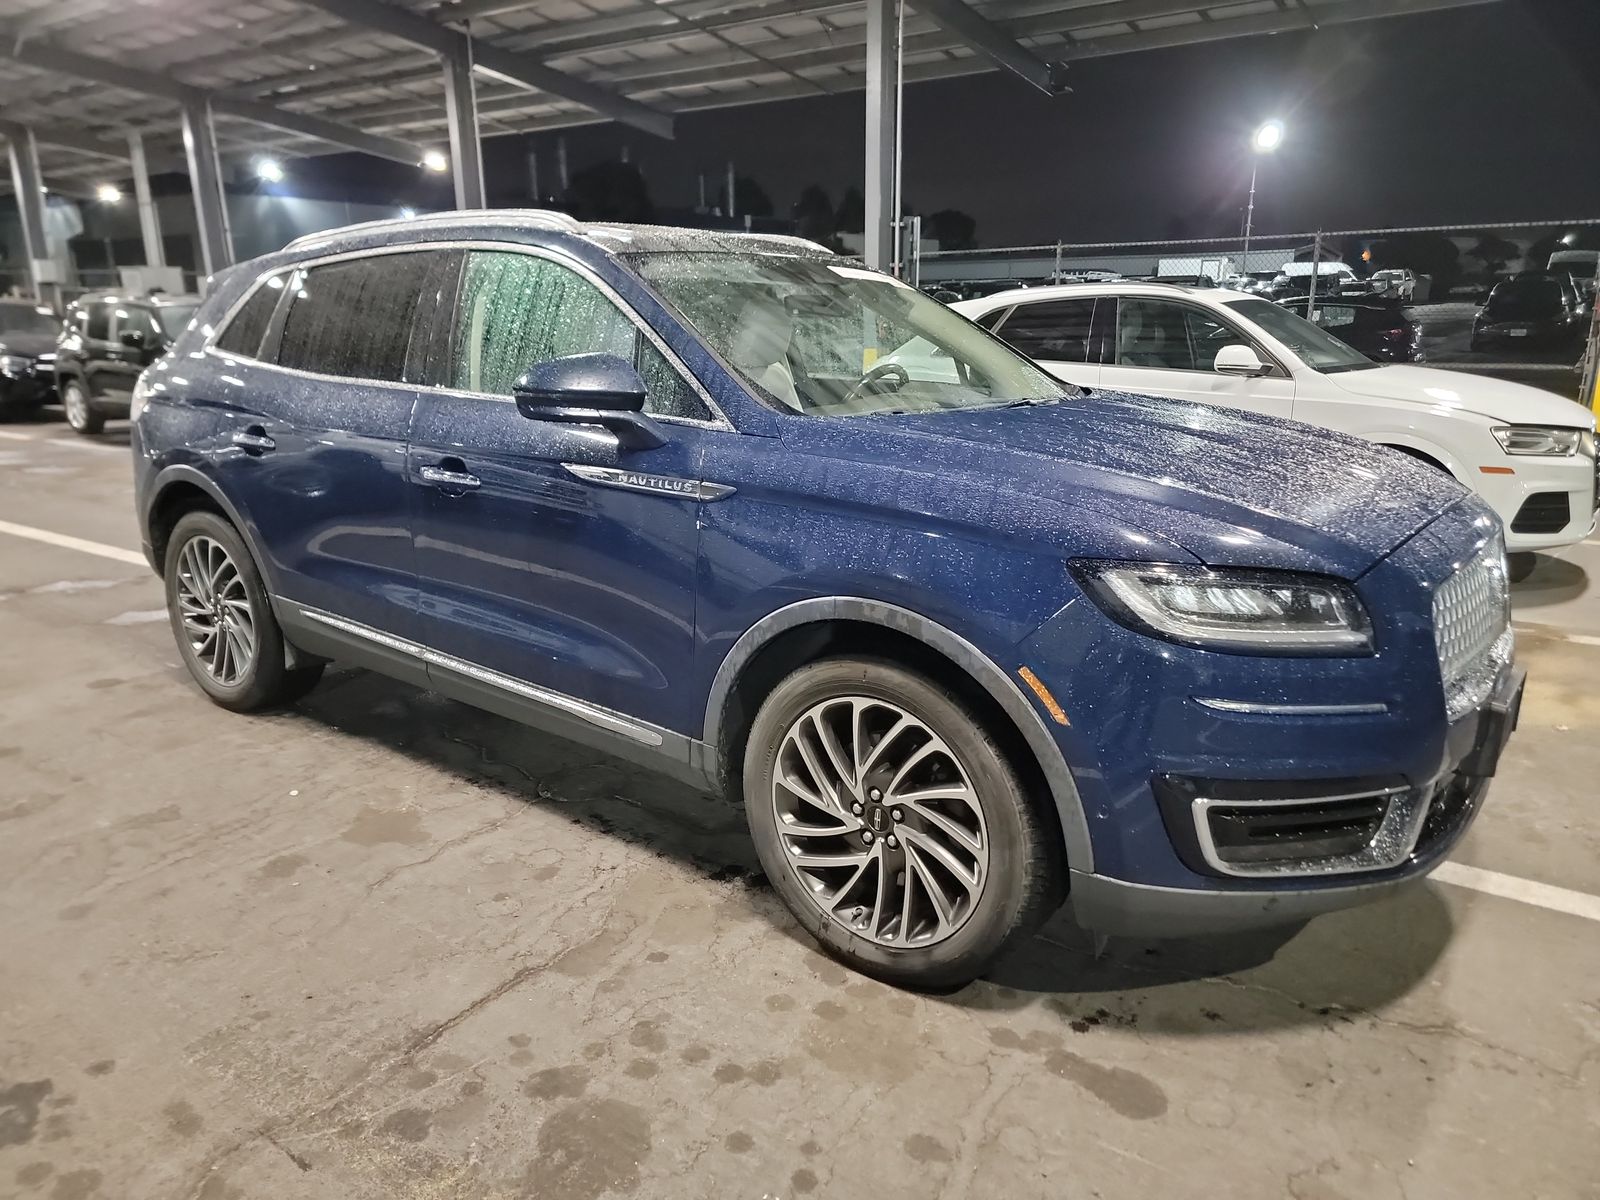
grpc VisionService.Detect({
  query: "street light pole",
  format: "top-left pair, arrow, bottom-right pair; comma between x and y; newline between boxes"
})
1243,160 -> 1258,273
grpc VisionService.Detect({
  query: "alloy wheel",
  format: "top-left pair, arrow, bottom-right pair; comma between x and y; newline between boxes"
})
770,695 -> 989,948
173,535 -> 256,687
63,384 -> 89,430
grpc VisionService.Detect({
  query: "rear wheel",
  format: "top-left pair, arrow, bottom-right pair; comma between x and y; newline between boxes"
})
743,656 -> 1063,989
61,378 -> 104,435
164,511 -> 323,712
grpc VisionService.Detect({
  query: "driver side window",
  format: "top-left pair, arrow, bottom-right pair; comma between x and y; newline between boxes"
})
451,251 -> 710,420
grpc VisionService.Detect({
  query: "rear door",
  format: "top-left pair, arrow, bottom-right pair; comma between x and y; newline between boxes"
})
1099,297 -> 1294,418
407,247 -> 719,735
207,248 -> 452,642
103,305 -> 163,406
988,296 -> 1102,387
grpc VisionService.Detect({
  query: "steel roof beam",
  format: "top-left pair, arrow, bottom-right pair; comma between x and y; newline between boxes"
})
907,0 -> 1068,93
0,40 -> 430,165
291,0 -> 674,139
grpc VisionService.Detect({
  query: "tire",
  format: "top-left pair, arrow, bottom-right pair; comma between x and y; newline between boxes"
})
164,511 -> 324,712
743,656 -> 1064,989
61,378 -> 104,435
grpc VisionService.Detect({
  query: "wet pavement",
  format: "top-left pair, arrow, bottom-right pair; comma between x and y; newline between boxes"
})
1,418 -> 1597,1200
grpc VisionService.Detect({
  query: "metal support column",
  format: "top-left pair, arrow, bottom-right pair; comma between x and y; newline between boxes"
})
4,126 -> 48,298
1305,231 -> 1322,320
126,131 -> 165,268
864,0 -> 898,272
442,46 -> 485,209
180,95 -> 233,277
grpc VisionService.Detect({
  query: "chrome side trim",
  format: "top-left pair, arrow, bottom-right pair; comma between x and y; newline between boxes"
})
1191,784 -> 1428,879
562,463 -> 735,501
294,605 -> 665,747
1193,697 -> 1389,716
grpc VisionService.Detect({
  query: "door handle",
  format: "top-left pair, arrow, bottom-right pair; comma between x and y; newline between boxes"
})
419,463 -> 482,492
231,426 -> 276,454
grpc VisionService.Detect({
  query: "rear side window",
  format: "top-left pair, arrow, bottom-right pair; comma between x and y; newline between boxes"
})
995,298 -> 1096,362
277,252 -> 434,382
85,303 -> 110,341
973,308 -> 1005,331
450,250 -> 710,420
214,276 -> 284,358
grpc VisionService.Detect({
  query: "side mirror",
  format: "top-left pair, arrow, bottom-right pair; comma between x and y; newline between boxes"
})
119,328 -> 147,349
1214,344 -> 1270,378
512,352 -> 664,451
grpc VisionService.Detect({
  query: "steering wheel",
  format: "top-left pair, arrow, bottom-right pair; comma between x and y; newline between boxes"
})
842,361 -> 911,406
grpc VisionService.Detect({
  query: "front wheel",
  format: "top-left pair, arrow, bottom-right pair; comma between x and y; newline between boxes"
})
61,379 -> 104,435
164,511 -> 324,712
743,657 -> 1064,989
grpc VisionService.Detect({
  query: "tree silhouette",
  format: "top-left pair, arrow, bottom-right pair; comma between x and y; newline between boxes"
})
564,161 -> 653,222
720,175 -> 774,218
835,187 -> 865,234
793,185 -> 836,244
1466,232 -> 1521,280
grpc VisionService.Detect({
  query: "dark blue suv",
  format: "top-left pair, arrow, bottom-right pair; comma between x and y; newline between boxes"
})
131,212 -> 1523,987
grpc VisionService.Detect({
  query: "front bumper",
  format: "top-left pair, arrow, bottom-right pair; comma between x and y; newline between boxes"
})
1469,450 -> 1598,552
1067,664 -> 1524,937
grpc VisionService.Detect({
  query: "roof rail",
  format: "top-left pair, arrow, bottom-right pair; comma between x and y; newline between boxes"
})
285,208 -> 583,251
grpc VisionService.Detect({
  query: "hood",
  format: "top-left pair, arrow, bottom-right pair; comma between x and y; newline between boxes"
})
1327,365 -> 1596,428
0,331 -> 59,358
821,391 -> 1469,578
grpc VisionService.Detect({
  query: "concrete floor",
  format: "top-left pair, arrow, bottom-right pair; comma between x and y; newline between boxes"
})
1,419 -> 1598,1200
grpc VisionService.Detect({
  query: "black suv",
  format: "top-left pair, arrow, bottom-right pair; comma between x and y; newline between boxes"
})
56,293 -> 198,434
0,299 -> 63,420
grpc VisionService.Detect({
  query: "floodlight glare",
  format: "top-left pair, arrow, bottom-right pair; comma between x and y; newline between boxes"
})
422,150 -> 449,172
256,158 -> 285,183
1252,120 -> 1285,154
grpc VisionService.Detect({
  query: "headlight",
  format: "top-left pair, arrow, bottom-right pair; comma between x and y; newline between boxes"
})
129,372 -> 155,423
1072,562 -> 1373,655
0,353 -> 32,376
1491,425 -> 1583,456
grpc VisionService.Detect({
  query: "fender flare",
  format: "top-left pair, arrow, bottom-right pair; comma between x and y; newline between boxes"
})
144,465 -> 270,584
1371,433 -> 1464,481
702,596 -> 1095,873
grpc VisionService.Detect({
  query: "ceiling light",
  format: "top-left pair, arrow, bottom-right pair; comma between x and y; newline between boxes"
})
256,158 -> 284,183
96,184 -> 123,203
422,150 -> 448,173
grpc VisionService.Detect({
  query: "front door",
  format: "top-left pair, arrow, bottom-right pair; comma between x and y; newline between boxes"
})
408,248 -> 720,736
1099,297 -> 1295,419
102,305 -> 164,406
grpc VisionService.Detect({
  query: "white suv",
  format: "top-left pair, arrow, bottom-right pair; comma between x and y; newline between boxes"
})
953,282 -> 1598,554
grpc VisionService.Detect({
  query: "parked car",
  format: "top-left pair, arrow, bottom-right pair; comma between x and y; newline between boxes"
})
1370,268 -> 1419,301
55,292 -> 199,434
0,300 -> 63,420
134,213 -> 1525,988
1271,261 -> 1366,299
1471,272 -> 1581,351
957,281 -> 1597,553
1547,248 -> 1598,300
1286,297 -> 1423,363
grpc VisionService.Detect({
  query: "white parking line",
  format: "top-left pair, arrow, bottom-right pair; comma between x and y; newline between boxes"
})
2,514 -> 1598,924
1432,862 -> 1600,923
0,519 -> 147,566
0,430 -> 35,441
1513,623 -> 1600,648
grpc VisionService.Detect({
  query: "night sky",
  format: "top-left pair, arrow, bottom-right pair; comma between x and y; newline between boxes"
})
301,0 -> 1600,247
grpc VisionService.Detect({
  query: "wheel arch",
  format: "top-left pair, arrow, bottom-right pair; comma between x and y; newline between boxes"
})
144,466 -> 262,584
704,598 -> 1094,873
1372,434 -> 1463,480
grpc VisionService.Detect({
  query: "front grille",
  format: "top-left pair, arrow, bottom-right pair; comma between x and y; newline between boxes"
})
1433,537 -> 1512,722
1510,491 -> 1571,534
1205,796 -> 1389,865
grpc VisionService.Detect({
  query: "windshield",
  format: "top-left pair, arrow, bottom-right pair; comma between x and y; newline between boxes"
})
154,305 -> 197,340
628,251 -> 1072,417
1222,297 -> 1378,373
0,305 -> 60,336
